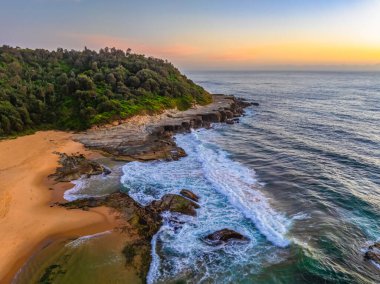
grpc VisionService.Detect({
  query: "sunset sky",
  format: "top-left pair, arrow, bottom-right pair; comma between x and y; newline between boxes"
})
1,0 -> 380,70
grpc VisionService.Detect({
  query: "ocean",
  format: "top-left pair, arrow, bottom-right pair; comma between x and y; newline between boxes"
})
122,71 -> 380,283
15,71 -> 380,283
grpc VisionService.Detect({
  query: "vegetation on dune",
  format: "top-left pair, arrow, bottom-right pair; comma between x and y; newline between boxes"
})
0,46 -> 212,137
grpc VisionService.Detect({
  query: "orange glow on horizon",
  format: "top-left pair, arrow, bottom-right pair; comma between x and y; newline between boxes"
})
74,33 -> 380,68
211,43 -> 380,65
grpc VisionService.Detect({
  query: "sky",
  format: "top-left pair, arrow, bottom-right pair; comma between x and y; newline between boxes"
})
1,0 -> 380,70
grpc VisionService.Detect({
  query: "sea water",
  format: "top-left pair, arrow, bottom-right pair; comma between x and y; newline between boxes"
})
121,71 -> 380,283
17,71 -> 380,283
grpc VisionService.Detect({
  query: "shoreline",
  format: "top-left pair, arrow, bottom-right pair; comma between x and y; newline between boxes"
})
0,95 -> 252,283
75,94 -> 251,161
0,131 -> 119,283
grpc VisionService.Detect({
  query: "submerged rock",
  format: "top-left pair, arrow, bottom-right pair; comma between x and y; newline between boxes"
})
51,152 -> 110,182
204,229 -> 249,245
180,189 -> 200,202
148,194 -> 200,216
365,242 -> 380,265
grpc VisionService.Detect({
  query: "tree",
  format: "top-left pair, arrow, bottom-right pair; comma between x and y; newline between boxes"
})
78,74 -> 95,90
126,76 -> 140,88
0,45 -> 212,136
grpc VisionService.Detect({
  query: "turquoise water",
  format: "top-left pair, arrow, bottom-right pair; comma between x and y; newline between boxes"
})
121,71 -> 380,283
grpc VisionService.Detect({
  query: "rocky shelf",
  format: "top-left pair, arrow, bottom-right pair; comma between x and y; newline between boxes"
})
74,95 -> 252,161
57,94 -> 254,282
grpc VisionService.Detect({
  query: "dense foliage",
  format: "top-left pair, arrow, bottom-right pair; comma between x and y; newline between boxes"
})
0,46 -> 212,136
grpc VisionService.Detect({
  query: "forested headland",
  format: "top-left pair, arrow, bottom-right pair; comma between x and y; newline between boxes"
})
0,46 -> 212,137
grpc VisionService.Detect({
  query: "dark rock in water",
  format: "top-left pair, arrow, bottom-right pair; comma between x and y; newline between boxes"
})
180,189 -> 200,202
365,251 -> 380,264
169,147 -> 187,161
235,98 -> 254,108
204,229 -> 249,245
365,242 -> 380,265
370,242 -> 380,250
50,152 -> 110,182
252,102 -> 260,106
148,194 -> 200,216
226,119 -> 234,125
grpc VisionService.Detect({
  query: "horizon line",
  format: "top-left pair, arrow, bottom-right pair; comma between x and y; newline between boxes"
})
2,44 -> 380,72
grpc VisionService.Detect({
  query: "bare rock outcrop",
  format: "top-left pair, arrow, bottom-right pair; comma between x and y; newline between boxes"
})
180,189 -> 200,202
365,242 -> 380,265
74,95 -> 253,161
204,229 -> 249,245
148,194 -> 200,216
50,152 -> 110,182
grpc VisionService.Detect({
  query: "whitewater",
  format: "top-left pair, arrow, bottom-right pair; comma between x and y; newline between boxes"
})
121,125 -> 293,283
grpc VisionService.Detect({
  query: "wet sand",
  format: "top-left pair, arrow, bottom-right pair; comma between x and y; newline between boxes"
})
0,131 -> 118,283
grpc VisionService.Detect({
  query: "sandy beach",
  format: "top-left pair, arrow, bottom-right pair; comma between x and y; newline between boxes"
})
0,131 -> 117,283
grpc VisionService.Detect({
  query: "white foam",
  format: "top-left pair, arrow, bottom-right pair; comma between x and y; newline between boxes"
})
370,260 -> 380,270
147,230 -> 161,284
121,129 -> 291,282
191,130 -> 290,247
291,212 -> 311,221
65,230 -> 112,248
147,211 -> 174,284
64,172 -> 118,202
64,178 -> 91,201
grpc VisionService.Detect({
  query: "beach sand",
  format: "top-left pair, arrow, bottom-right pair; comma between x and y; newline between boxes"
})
0,131 -> 118,283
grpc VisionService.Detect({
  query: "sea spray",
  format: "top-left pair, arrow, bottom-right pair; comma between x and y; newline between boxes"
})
64,169 -> 121,202
190,130 -> 290,247
66,230 -> 112,248
121,129 -> 291,282
64,178 -> 91,201
147,212 -> 177,284
147,229 -> 161,284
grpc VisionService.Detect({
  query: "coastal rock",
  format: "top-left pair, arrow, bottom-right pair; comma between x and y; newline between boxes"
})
365,242 -> 380,265
235,98 -> 253,108
202,112 -> 221,122
170,147 -> 187,161
204,229 -> 249,245
226,119 -> 234,125
148,194 -> 200,216
60,192 -> 161,236
190,117 -> 203,128
224,110 -> 234,119
180,189 -> 200,202
50,152 -> 110,182
57,95 -> 253,282
74,95 -> 252,162
219,110 -> 227,122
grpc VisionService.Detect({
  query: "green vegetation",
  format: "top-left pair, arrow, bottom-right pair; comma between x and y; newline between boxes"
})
0,46 -> 212,137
